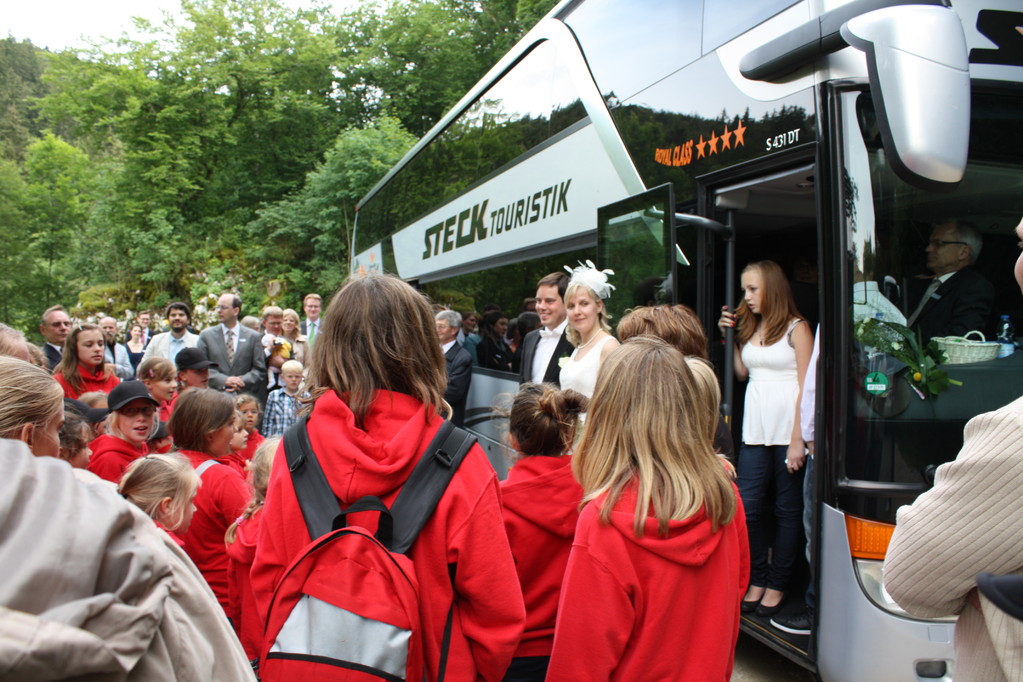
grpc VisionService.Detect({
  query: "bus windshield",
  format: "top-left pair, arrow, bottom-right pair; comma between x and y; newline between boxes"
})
841,88 -> 1023,521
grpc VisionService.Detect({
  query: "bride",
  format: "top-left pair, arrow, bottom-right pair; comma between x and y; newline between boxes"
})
559,261 -> 620,398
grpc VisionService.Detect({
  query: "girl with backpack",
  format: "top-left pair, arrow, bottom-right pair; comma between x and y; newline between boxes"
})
168,387 -> 250,612
547,337 -> 749,681
500,383 -> 587,682
251,273 -> 524,682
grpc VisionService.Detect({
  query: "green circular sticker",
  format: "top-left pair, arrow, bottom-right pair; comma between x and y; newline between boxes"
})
865,371 -> 890,395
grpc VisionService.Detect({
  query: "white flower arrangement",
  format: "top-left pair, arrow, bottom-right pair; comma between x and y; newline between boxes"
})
558,356 -> 570,369
564,259 -> 615,300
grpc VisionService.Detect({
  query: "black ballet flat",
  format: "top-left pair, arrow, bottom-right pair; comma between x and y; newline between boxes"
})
741,598 -> 761,613
755,600 -> 785,617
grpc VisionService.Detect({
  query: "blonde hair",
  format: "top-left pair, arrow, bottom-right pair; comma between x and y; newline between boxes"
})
281,359 -> 303,375
138,357 -> 176,382
225,437 -> 280,544
119,453 -> 199,532
0,356 -> 64,445
107,401 -> 159,443
683,356 -> 721,445
573,337 -> 736,536
736,260 -> 803,347
307,274 -> 446,428
509,383 -> 588,458
235,393 -> 260,411
78,391 -> 108,408
564,281 -> 613,346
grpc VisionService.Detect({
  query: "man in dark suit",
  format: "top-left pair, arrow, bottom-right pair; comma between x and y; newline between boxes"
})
436,310 -> 471,427
39,305 -> 71,371
299,293 -> 322,347
518,271 -> 573,386
197,293 -> 268,404
907,219 -> 994,341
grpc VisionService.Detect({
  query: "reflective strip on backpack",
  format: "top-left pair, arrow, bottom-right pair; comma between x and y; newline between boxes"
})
269,593 -> 411,680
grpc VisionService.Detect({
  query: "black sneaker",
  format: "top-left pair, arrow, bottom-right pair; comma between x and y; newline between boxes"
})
770,609 -> 813,635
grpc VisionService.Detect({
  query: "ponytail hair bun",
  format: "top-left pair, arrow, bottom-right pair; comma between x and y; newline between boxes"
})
510,383 -> 588,457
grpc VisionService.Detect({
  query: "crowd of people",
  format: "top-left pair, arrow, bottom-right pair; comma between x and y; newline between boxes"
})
0,214 -> 1021,680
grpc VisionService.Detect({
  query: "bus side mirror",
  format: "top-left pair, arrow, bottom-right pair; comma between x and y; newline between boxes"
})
841,5 -> 970,192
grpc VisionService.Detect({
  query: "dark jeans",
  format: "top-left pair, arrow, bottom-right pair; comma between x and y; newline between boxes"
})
737,444 -> 806,591
503,656 -> 549,682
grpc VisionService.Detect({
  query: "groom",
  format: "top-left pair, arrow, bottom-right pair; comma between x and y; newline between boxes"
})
518,271 -> 573,386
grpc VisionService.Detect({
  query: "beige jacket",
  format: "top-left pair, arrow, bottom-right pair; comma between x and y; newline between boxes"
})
0,439 -> 255,681
884,395 -> 1023,682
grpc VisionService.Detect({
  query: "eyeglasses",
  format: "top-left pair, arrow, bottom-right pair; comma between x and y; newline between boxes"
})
119,406 -> 156,418
928,239 -> 967,249
215,305 -> 234,310
47,321 -> 71,328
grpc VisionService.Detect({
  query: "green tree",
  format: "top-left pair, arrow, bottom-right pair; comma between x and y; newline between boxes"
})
246,116 -> 416,305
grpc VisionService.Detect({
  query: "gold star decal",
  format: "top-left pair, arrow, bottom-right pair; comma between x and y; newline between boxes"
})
696,135 -> 707,159
733,119 -> 747,147
708,130 -> 719,155
720,125 -> 732,151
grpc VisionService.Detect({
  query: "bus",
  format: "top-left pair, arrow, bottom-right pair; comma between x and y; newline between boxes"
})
353,0 -> 1023,678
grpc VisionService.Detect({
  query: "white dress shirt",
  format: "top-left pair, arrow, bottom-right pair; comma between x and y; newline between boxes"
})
531,319 -> 568,384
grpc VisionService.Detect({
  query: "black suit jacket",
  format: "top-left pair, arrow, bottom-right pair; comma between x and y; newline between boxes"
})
443,342 -> 472,427
909,268 -> 994,341
44,344 -> 62,371
517,327 -> 574,386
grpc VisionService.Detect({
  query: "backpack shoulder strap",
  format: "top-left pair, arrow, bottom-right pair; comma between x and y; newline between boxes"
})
283,417 -> 341,540
389,420 -> 477,554
194,459 -> 219,477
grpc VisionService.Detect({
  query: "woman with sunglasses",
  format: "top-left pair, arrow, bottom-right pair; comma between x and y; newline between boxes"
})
88,382 -> 159,484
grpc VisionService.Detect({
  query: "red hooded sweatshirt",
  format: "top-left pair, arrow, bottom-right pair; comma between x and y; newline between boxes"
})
251,390 -> 524,681
547,485 -> 749,681
500,455 -> 583,658
177,449 -> 250,611
226,509 -> 262,660
55,365 -> 119,400
87,434 -> 146,484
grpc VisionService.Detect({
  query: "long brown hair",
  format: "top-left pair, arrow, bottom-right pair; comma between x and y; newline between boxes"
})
617,304 -> 709,359
306,274 -> 446,428
573,337 -> 736,536
735,260 -> 803,346
56,323 -> 115,394
509,383 -> 588,458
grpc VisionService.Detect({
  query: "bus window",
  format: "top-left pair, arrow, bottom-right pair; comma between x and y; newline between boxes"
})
841,88 -> 1023,519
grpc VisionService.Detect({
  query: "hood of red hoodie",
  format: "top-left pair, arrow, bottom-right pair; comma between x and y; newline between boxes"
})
90,433 -> 146,458
601,486 -> 727,567
306,389 -> 443,503
501,455 -> 583,539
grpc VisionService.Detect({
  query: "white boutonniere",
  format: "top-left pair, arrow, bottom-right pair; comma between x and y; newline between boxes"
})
558,355 -> 570,369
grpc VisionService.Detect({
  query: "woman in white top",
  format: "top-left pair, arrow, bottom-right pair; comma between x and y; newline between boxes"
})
559,261 -> 620,398
719,260 -> 813,618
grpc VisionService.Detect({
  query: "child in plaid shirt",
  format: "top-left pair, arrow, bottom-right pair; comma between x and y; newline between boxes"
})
263,360 -> 307,436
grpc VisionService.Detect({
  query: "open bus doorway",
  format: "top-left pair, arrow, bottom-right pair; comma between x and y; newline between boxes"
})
700,162 -> 821,671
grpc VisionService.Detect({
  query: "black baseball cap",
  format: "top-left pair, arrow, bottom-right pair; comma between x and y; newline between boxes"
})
64,398 -> 109,424
107,381 -> 160,412
176,347 -> 218,371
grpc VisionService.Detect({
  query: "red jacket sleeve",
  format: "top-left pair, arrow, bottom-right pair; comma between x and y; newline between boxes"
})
547,518 -> 634,680
448,475 -> 525,681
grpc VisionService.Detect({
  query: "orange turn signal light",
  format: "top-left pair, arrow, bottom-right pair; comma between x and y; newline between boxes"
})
845,514 -> 895,560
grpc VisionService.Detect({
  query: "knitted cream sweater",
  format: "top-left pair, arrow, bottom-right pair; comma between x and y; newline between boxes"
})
884,395 -> 1023,682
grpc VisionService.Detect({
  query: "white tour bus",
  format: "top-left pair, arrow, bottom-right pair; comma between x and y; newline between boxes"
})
354,0 -> 1023,678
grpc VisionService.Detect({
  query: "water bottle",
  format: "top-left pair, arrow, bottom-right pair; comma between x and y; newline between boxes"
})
997,315 -> 1015,358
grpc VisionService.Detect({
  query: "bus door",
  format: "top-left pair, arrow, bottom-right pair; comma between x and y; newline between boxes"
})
596,184 -> 679,325
699,160 -> 821,669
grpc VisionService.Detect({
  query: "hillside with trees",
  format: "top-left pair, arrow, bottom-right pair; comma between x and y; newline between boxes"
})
1,0 -> 558,335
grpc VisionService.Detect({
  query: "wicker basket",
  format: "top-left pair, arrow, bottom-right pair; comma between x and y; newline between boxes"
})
933,331 -> 1000,364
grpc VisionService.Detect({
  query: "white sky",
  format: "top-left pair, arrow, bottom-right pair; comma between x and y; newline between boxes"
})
3,0 -> 363,52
